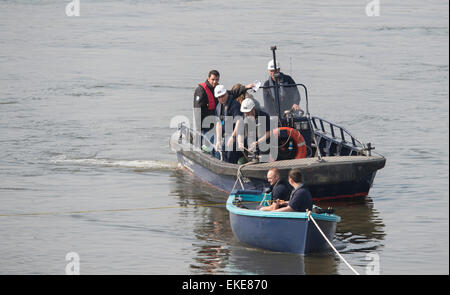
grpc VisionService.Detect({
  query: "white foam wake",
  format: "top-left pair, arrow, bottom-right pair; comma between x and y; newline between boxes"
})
50,156 -> 177,170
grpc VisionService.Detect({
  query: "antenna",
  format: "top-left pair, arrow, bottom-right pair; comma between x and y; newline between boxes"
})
290,56 -> 293,76
270,46 -> 282,122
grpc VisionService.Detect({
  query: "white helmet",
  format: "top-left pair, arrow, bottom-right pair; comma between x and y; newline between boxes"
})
214,85 -> 227,98
267,59 -> 280,70
240,98 -> 256,112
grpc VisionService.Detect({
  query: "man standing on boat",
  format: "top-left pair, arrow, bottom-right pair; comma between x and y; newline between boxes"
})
193,70 -> 221,135
263,60 -> 301,117
260,169 -> 312,212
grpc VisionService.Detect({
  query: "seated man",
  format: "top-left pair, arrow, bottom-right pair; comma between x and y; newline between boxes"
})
214,84 -> 252,163
259,169 -> 312,212
266,168 -> 292,202
240,98 -> 274,153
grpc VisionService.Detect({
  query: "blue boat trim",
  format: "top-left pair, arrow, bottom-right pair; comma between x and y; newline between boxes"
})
226,193 -> 341,223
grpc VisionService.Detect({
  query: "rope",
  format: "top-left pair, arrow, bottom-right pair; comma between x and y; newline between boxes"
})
307,210 -> 360,275
230,159 -> 257,192
231,164 -> 245,192
0,201 -> 260,218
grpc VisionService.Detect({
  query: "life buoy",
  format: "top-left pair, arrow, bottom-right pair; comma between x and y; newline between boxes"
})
273,127 -> 307,159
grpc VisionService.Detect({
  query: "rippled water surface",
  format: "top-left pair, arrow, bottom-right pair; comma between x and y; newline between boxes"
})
0,0 -> 448,274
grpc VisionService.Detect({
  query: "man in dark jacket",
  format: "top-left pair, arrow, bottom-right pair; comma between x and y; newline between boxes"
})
263,60 -> 301,117
260,169 -> 312,212
193,70 -> 220,133
240,98 -> 275,153
266,168 -> 292,201
214,84 -> 253,163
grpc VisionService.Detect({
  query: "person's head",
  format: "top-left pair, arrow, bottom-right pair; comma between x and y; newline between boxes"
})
207,70 -> 220,88
214,85 -> 228,104
232,84 -> 246,104
240,98 -> 256,117
267,60 -> 280,80
267,168 -> 281,186
288,169 -> 303,186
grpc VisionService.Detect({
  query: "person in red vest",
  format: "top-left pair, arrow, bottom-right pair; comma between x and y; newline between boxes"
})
194,70 -> 254,151
193,70 -> 221,134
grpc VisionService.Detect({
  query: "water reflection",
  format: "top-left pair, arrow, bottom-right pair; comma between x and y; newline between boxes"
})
316,198 -> 386,254
170,169 -> 231,274
169,169 -> 385,274
227,248 -> 307,275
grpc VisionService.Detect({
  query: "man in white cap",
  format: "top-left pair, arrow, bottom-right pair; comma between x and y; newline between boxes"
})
214,83 -> 253,163
263,60 -> 301,117
240,97 -> 274,153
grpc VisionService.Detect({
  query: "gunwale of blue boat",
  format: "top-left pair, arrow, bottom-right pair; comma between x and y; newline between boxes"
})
226,191 -> 341,223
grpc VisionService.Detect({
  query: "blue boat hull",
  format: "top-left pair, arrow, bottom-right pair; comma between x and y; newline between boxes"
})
226,192 -> 340,255
230,213 -> 336,254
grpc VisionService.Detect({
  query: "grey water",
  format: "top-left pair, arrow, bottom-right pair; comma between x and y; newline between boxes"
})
0,0 -> 448,275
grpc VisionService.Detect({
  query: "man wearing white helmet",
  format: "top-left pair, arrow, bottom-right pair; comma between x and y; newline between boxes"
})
263,60 -> 301,117
214,83 -> 254,163
240,97 -> 274,153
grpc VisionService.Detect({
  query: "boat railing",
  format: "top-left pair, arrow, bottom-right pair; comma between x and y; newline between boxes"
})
310,116 -> 371,156
177,112 -> 373,157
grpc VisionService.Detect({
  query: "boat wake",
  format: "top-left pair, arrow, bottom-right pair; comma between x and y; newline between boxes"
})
50,155 -> 178,171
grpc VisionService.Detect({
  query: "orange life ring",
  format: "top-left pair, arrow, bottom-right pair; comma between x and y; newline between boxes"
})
273,127 -> 307,159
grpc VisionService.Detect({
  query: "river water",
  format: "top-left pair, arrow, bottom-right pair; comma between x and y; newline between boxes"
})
0,0 -> 448,275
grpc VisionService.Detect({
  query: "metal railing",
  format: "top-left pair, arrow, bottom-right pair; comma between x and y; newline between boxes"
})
309,116 -> 374,156
310,116 -> 365,148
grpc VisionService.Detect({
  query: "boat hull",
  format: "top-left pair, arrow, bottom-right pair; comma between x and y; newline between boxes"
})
229,213 -> 337,254
227,192 -> 339,254
176,151 -> 267,192
175,149 -> 384,200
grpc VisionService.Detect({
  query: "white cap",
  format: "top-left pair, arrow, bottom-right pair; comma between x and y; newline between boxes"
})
267,59 -> 280,70
240,98 -> 256,112
214,85 -> 227,98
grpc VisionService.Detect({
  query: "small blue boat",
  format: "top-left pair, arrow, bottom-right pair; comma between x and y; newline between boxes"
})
226,190 -> 341,255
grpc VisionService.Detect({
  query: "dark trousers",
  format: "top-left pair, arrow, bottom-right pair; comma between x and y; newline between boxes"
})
217,138 -> 242,164
223,150 -> 242,164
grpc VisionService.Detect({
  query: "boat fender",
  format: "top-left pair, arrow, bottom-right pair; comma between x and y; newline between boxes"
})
273,127 -> 307,159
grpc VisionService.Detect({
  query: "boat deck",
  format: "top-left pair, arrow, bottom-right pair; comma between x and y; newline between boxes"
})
243,155 -> 383,169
